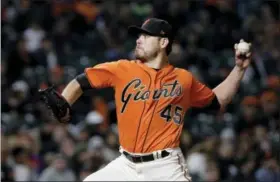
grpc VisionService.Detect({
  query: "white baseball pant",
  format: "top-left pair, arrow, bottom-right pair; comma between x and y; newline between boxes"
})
83,147 -> 192,181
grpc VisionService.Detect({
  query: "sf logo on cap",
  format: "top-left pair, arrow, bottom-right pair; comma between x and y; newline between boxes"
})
143,19 -> 150,26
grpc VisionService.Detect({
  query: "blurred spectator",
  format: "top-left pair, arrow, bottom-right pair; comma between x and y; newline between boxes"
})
217,141 -> 236,180
32,37 -> 58,69
4,37 -> 36,85
102,130 -> 120,163
38,154 -> 76,181
255,157 -> 280,182
39,121 -> 59,155
260,91 -> 279,121
233,153 -> 257,182
186,152 -> 207,180
204,159 -> 221,182
266,75 -> 280,91
74,0 -> 99,23
91,96 -> 110,132
1,135 -> 14,181
23,21 -> 45,53
234,96 -> 264,134
13,0 -> 33,33
11,146 -> 33,181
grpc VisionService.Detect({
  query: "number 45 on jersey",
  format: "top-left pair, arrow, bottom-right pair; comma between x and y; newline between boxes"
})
160,105 -> 183,125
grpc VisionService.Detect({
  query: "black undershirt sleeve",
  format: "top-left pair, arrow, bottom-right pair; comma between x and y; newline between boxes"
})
191,95 -> 221,114
75,73 -> 92,91
203,95 -> 221,111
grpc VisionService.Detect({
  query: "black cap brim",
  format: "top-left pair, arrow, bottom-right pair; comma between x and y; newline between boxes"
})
128,26 -> 155,37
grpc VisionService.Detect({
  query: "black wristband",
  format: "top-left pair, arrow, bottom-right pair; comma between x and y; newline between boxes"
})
75,73 -> 92,91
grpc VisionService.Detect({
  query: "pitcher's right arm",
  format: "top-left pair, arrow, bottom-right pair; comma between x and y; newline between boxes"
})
61,60 -> 123,106
39,60 -> 124,123
61,73 -> 90,105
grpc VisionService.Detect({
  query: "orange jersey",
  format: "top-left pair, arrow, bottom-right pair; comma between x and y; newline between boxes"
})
85,60 -> 215,153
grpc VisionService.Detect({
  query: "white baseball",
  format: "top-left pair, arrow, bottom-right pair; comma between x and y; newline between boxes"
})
237,42 -> 250,54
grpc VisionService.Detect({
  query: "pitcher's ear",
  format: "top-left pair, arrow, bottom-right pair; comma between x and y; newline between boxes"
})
160,38 -> 169,49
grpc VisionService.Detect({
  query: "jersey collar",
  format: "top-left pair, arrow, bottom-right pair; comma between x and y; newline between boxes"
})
136,60 -> 174,79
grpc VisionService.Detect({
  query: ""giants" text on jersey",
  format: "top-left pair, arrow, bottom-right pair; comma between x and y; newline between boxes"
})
121,79 -> 182,113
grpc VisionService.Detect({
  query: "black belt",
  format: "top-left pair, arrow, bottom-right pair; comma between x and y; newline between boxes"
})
122,150 -> 170,163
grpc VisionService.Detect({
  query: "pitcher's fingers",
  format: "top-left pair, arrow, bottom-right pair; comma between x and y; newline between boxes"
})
235,50 -> 241,56
234,43 -> 238,50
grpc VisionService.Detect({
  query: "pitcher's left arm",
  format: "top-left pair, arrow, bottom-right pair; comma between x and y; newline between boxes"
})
213,40 -> 252,109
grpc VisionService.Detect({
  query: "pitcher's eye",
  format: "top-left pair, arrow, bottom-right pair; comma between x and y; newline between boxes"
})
139,33 -> 150,38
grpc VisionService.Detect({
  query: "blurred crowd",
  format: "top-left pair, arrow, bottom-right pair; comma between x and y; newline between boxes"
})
1,0 -> 280,182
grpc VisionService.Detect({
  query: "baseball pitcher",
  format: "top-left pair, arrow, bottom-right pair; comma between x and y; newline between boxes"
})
39,18 -> 252,181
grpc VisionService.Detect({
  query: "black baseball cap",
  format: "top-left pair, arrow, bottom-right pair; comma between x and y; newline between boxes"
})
128,18 -> 174,41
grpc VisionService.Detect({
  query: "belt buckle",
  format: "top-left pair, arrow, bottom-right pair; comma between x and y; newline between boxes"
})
134,156 -> 139,163
135,155 -> 143,163
132,154 -> 143,163
125,153 -> 147,163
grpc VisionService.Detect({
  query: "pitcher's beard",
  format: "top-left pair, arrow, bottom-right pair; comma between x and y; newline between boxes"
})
135,49 -> 147,62
134,49 -> 158,62
135,55 -> 147,62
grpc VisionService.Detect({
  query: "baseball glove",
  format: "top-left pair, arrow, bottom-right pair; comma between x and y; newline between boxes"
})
38,86 -> 72,123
